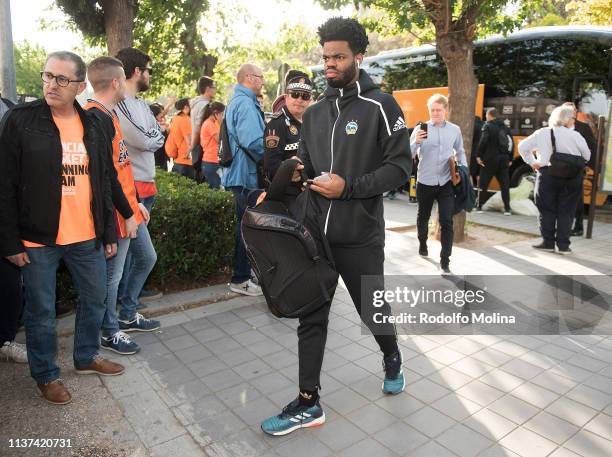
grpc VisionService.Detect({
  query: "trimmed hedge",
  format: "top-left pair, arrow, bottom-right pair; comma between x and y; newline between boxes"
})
56,170 -> 235,303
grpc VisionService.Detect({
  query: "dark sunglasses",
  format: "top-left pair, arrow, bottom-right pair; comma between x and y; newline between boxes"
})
289,91 -> 312,101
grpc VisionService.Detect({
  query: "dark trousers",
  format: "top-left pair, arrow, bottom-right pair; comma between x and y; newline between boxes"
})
298,245 -> 398,391
574,190 -> 585,230
172,163 -> 196,180
417,181 -> 454,262
0,259 -> 23,343
534,168 -> 582,249
479,156 -> 511,211
229,187 -> 261,284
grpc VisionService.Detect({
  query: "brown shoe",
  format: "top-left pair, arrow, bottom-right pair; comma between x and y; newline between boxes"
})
38,379 -> 72,405
75,355 -> 125,376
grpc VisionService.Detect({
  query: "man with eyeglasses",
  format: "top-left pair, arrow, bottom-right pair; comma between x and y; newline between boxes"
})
0,51 -> 124,405
264,71 -> 313,182
221,63 -> 266,297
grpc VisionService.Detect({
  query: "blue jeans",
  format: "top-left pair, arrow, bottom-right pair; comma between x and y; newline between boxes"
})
102,236 -> 131,338
172,163 -> 196,180
228,186 -> 261,284
118,222 -> 157,321
201,162 -> 221,189
22,239 -> 106,383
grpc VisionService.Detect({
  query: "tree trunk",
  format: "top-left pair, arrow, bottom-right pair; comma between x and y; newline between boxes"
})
103,0 -> 137,56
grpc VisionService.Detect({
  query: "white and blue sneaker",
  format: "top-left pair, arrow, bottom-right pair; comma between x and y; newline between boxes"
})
118,313 -> 160,332
382,351 -> 405,394
261,397 -> 325,436
101,331 -> 141,355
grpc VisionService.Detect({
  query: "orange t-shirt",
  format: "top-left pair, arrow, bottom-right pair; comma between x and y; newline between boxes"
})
200,117 -> 220,164
84,100 -> 143,239
23,114 -> 96,247
167,114 -> 192,165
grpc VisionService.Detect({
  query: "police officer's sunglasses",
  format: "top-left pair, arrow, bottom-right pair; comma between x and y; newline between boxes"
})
288,91 -> 312,101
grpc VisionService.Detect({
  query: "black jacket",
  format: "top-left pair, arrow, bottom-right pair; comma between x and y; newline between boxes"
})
298,70 -> 412,247
264,106 -> 302,182
0,99 -> 116,257
574,119 -> 596,168
476,119 -> 512,169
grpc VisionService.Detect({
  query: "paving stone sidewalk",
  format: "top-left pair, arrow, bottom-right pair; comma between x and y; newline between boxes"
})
2,199 -> 611,457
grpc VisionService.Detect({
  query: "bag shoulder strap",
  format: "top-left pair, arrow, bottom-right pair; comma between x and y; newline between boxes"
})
550,128 -> 557,155
267,159 -> 299,201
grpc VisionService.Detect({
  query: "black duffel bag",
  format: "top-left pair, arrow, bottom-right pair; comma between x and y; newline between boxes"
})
548,128 -> 585,179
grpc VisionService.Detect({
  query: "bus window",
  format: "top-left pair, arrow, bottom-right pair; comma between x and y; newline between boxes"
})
575,78 -> 610,121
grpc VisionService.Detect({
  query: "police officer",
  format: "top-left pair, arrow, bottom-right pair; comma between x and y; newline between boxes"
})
263,72 -> 313,184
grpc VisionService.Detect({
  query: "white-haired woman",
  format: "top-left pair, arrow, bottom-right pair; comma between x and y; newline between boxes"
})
518,106 -> 591,254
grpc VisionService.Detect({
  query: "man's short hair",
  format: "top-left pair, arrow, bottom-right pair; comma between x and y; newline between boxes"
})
486,107 -> 497,118
427,93 -> 448,109
46,51 -> 86,81
87,56 -> 124,92
115,48 -> 151,79
197,76 -> 215,95
317,17 -> 369,55
174,98 -> 190,112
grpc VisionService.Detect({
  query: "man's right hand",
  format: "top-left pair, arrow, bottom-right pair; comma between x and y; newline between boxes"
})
415,129 -> 427,144
125,215 -> 138,239
6,252 -> 30,267
476,157 -> 484,167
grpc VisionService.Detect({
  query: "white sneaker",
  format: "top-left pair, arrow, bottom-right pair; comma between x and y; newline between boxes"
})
1,341 -> 28,363
230,279 -> 263,296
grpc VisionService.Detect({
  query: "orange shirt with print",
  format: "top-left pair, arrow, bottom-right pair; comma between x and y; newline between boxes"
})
84,101 -> 143,239
200,117 -> 220,164
167,114 -> 192,166
23,114 -> 95,247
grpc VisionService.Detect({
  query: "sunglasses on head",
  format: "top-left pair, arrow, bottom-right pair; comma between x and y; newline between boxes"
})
289,91 -> 312,101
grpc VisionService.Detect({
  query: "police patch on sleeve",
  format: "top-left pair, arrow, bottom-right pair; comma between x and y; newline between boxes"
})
265,129 -> 280,149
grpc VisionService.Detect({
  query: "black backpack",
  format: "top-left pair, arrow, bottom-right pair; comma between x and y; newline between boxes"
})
498,127 -> 513,155
218,115 -> 267,188
241,159 -> 338,318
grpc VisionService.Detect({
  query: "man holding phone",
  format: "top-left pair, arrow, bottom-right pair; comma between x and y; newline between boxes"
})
261,17 -> 412,436
410,94 -> 467,275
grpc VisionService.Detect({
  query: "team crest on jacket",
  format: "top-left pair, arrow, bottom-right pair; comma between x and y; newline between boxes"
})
345,120 -> 358,135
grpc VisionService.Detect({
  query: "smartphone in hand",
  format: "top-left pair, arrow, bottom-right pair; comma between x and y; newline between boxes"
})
419,122 -> 428,136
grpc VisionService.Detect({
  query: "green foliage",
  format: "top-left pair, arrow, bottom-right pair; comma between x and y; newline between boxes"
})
13,41 -> 47,98
56,171 -> 235,304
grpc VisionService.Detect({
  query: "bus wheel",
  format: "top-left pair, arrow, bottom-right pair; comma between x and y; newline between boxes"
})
510,164 -> 535,188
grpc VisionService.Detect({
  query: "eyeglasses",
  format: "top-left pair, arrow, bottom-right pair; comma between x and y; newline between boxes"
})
249,74 -> 264,81
40,71 -> 84,87
289,91 -> 312,101
139,66 -> 153,75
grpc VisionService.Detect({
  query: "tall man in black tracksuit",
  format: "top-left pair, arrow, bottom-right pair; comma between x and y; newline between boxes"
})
261,17 -> 412,437
476,108 -> 513,214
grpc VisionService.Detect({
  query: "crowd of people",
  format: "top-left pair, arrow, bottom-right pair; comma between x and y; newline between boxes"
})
0,15 -> 597,437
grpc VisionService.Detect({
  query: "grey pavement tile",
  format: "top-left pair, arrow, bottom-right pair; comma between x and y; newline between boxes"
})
278,363 -> 299,384
328,315 -> 355,332
163,334 -> 199,352
232,358 -> 274,380
220,347 -> 258,367
317,371 -> 347,394
273,435 -> 333,457
519,350 -> 559,370
118,389 -> 185,448
435,423 -> 493,457
232,396 -> 282,426
487,395 -> 540,425
174,343 -> 214,365
186,410 -> 248,447
534,343 -> 577,361
189,356 -> 228,378
323,386 -> 370,416
245,312 -> 278,328
566,353 -> 609,373
338,437 -> 399,457
249,372 -> 294,396
583,374 -> 612,395
477,369 -> 525,393
547,448 -> 583,457
321,350 -> 351,371
257,322 -> 295,338
201,368 -> 245,392
208,310 -> 240,325
204,336 -> 243,356
158,312 -> 191,328
509,382 -> 560,409
565,383 -> 612,410
428,366 -> 474,391
264,350 -> 298,371
150,365 -> 197,390
149,433 -> 205,457
354,352 -> 386,375
586,345 -> 612,363
451,357 -> 496,378
221,319 -> 254,336
324,331 -> 353,350
549,361 -> 596,383
455,380 -> 505,407
327,362 -> 372,386
407,354 -> 447,377
101,364 -> 157,398
425,345 -> 466,366
545,396 -> 598,427
311,417 -> 367,452
345,402 -> 398,434
563,430 -> 612,457
174,394 -> 228,425
215,382 -> 262,409
130,331 -> 160,345
348,374 -> 386,402
410,440 -> 459,457
529,370 -> 578,395
156,324 -> 188,341
490,340 -> 532,358
498,427 -> 558,457
157,378 -> 211,408
373,422 -> 430,455
333,341 -> 373,362
499,358 -> 544,380
405,406 -> 457,438
583,413 -> 612,441
192,327 -> 227,344
248,338 -> 287,358
233,329 -> 268,346
407,377 -> 452,404
462,408 -> 517,442
430,393 -> 482,422
470,347 -> 515,368
141,352 -> 184,374
523,411 -> 580,445
132,341 -> 171,360
340,324 -> 370,341
450,338 -> 488,356
205,428 -> 271,457
182,317 -> 214,334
